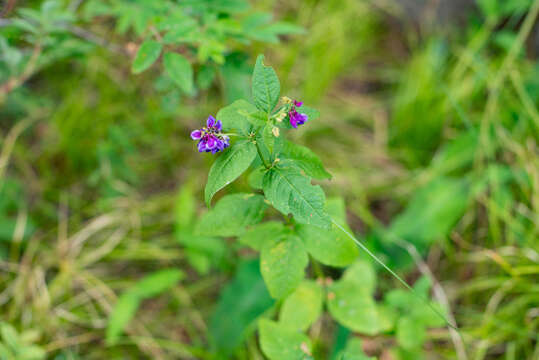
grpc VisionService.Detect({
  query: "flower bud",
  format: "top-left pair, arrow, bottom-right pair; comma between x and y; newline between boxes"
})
272,127 -> 280,137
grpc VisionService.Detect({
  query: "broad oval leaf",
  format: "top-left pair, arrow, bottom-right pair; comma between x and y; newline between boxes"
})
196,194 -> 267,237
164,52 -> 194,95
216,99 -> 258,136
247,166 -> 265,189
259,319 -> 312,360
397,317 -> 425,350
237,221 -> 286,251
327,278 -> 379,336
260,235 -> 308,299
279,280 -> 323,331
131,40 -> 162,74
252,54 -> 280,113
281,141 -> 331,180
263,162 -> 331,229
298,198 -> 358,267
205,140 -> 257,206
340,260 -> 376,295
298,223 -> 358,267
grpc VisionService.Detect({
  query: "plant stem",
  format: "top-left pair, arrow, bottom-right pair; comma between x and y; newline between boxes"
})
255,140 -> 270,169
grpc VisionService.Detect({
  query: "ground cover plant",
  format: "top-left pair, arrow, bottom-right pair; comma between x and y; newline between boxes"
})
0,0 -> 538,359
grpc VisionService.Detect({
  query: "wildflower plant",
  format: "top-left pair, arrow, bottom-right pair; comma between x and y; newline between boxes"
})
192,55 -> 449,359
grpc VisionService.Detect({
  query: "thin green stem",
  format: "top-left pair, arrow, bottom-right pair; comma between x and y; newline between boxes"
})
331,219 -> 458,331
255,140 -> 270,169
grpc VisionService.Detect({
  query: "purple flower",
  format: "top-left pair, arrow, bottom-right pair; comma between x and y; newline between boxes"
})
288,100 -> 308,129
191,115 -> 230,154
289,110 -> 308,128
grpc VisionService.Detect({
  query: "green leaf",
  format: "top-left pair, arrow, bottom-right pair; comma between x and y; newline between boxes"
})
397,317 -> 425,350
327,277 -> 379,335
205,141 -> 257,206
298,105 -> 320,122
279,281 -> 323,331
237,221 -> 286,251
210,0 -> 250,13
336,338 -> 374,360
197,64 -> 216,90
252,54 -> 280,113
385,278 -> 446,329
375,305 -> 397,333
176,232 -> 225,275
131,40 -> 162,74
298,198 -> 357,267
241,110 -> 268,127
263,162 -> 331,229
196,194 -> 267,237
248,166 -> 265,189
106,269 -> 183,345
247,22 -> 305,43
216,100 -> 258,136
106,294 -> 140,345
0,323 -> 19,349
209,260 -> 274,356
281,141 -> 331,180
18,345 -> 46,360
260,235 -> 308,299
163,52 -> 194,95
389,177 -> 468,247
129,269 -> 184,298
259,319 -> 312,360
340,260 -> 376,295
221,52 -> 251,102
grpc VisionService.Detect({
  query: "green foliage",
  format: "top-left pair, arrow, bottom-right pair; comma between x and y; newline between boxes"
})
335,338 -> 374,360
260,235 -> 309,299
209,260 -> 274,356
3,0 -> 539,358
131,40 -> 162,74
106,269 -> 184,345
258,319 -> 312,360
252,54 -> 281,113
163,53 -> 194,95
83,0 -> 302,101
216,99 -> 258,135
281,141 -> 331,180
205,141 -> 257,206
263,163 -> 331,228
237,221 -> 286,251
0,323 -> 45,360
297,197 -> 358,267
279,281 -> 323,332
175,183 -> 226,274
196,193 -> 267,237
384,277 -> 446,352
0,1 -> 91,102
327,261 -> 379,335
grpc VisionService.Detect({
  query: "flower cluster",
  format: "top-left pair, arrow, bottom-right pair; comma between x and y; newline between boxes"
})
288,100 -> 308,128
191,116 -> 230,153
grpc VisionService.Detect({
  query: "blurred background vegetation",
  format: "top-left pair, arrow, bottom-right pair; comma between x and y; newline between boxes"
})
0,0 -> 538,359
